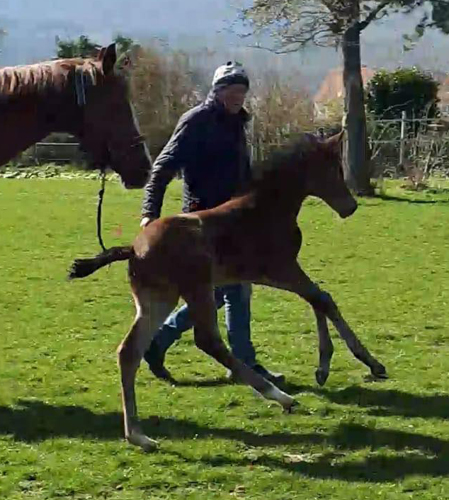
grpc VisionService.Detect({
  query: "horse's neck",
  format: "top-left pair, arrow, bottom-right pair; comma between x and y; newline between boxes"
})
249,169 -> 307,217
0,93 -> 75,167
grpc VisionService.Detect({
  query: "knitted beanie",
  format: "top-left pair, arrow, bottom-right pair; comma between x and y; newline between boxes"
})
212,61 -> 249,90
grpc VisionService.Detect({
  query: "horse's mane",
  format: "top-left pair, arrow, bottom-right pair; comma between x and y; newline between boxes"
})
0,58 -> 102,97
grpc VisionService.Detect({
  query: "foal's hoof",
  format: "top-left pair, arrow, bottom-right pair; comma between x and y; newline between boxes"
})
127,432 -> 159,452
283,399 -> 299,414
315,368 -> 329,387
371,363 -> 388,380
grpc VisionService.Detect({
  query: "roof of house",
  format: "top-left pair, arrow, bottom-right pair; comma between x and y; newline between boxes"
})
439,76 -> 449,105
314,66 -> 376,103
315,67 -> 449,107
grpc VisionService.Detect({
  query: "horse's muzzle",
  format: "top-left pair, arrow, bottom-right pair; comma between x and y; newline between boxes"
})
340,202 -> 358,218
121,171 -> 150,189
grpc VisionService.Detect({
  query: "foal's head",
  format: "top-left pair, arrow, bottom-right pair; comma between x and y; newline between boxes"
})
76,44 -> 151,188
304,132 -> 357,218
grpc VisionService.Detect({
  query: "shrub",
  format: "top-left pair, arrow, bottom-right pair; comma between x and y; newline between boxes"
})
129,46 -> 202,157
366,67 -> 440,121
246,70 -> 315,161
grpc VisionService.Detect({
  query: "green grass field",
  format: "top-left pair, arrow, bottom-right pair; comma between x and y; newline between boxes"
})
2,177 -> 449,499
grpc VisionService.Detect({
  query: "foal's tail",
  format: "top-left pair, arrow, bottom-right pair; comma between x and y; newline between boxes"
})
68,246 -> 133,280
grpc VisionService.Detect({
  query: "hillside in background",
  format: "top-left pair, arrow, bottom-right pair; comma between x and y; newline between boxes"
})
1,0 -> 449,90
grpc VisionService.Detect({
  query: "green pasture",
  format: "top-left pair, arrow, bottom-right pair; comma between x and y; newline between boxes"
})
2,177 -> 449,499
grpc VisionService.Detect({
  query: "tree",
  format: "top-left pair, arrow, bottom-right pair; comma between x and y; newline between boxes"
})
367,67 -> 440,121
239,1 -> 449,194
55,35 -> 100,59
114,34 -> 135,54
55,34 -> 136,65
113,34 -> 140,69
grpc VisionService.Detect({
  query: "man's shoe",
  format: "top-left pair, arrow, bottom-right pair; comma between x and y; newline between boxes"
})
144,341 -> 175,383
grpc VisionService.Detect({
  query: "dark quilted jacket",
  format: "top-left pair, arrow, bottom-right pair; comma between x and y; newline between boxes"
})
141,94 -> 251,218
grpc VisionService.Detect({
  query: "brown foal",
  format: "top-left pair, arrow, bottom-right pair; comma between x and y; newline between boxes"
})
69,132 -> 387,451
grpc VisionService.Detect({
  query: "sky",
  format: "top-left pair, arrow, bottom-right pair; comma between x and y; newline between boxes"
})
0,0 -> 241,61
2,0 -> 449,89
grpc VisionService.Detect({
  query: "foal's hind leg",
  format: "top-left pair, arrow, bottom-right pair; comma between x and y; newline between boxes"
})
182,285 -> 296,411
117,288 -> 178,451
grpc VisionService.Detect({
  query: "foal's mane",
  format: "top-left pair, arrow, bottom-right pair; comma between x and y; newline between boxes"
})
252,134 -> 319,179
0,58 -> 102,98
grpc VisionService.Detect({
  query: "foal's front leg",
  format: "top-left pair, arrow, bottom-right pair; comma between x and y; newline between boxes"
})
318,292 -> 387,379
314,310 -> 334,386
264,264 -> 387,383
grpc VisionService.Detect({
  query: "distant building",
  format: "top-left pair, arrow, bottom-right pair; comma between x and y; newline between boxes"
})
438,76 -> 449,117
314,66 -> 449,118
313,66 -> 375,119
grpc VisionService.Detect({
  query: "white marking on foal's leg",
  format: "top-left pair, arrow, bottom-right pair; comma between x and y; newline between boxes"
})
127,431 -> 159,452
264,384 -> 296,409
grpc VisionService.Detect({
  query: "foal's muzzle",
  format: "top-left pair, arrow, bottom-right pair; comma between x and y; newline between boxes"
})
339,201 -> 358,218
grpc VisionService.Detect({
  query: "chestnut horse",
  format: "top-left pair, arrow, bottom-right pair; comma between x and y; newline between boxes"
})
0,44 -> 151,188
69,132 -> 387,451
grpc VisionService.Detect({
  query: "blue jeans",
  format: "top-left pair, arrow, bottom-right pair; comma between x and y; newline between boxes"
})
147,283 -> 256,366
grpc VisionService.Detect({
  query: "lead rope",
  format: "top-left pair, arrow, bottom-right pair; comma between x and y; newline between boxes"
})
96,169 -> 107,252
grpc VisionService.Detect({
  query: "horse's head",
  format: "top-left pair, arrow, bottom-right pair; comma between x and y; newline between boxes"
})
77,44 -> 151,189
304,132 -> 357,218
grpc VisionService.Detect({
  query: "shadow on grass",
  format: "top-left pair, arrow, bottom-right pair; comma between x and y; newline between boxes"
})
177,432 -> 449,482
282,381 -> 449,419
2,398 -> 449,481
315,385 -> 449,420
173,377 -> 230,388
0,399 -> 312,446
371,192 -> 449,204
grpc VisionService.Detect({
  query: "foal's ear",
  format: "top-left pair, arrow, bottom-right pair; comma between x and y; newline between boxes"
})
99,43 -> 117,75
97,47 -> 107,60
325,130 -> 345,153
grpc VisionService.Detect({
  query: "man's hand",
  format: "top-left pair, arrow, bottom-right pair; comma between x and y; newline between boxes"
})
140,216 -> 156,228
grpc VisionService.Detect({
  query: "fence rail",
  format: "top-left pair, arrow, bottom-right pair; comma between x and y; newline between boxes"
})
25,141 -> 82,164
15,115 -> 449,178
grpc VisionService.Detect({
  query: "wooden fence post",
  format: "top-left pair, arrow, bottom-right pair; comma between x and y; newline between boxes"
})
399,111 -> 407,166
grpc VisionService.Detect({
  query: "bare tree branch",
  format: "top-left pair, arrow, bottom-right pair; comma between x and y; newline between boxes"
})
358,0 -> 393,31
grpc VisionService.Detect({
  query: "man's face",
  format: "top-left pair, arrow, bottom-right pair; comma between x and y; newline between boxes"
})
217,84 -> 248,114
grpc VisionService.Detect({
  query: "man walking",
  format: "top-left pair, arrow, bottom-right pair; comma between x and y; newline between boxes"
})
140,61 -> 284,385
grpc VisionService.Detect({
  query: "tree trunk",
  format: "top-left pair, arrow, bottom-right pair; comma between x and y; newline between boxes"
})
342,24 -> 373,195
